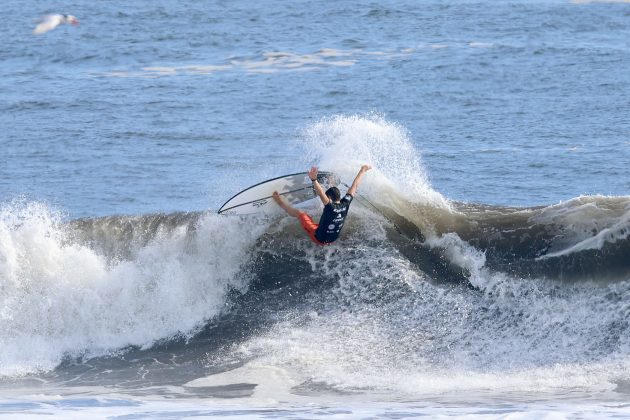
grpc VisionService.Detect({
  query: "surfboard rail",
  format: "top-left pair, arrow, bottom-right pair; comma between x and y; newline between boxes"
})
218,171 -> 339,215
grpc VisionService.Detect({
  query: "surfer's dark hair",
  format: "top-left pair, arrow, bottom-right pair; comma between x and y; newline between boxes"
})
325,186 -> 341,202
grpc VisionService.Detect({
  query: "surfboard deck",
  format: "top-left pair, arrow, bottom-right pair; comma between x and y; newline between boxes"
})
218,172 -> 340,215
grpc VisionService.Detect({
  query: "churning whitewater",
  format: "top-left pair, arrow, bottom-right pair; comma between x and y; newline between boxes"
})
1,116 -> 629,399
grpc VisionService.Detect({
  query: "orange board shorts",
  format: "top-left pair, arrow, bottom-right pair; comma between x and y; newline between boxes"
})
298,212 -> 329,246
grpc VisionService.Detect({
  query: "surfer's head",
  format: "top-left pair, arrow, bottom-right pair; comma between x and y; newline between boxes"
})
325,186 -> 341,202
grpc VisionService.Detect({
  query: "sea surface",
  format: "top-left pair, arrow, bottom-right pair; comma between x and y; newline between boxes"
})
1,0 -> 630,418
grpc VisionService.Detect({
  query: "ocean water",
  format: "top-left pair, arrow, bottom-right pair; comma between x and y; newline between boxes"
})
1,0 -> 630,418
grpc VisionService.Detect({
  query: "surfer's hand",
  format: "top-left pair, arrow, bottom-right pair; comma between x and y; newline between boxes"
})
272,191 -> 282,204
361,164 -> 372,172
308,166 -> 318,181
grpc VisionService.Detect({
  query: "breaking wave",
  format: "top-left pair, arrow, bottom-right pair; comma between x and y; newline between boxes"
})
1,115 -> 629,398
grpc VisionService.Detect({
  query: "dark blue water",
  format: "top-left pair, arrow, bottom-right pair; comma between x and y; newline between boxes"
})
2,0 -> 629,217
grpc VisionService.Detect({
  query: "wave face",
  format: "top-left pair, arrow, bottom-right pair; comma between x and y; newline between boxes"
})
0,202 -> 264,376
1,116 -> 629,398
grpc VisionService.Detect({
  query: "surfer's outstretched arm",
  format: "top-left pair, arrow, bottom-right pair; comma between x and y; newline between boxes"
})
347,164 -> 372,197
272,191 -> 301,218
308,166 -> 330,205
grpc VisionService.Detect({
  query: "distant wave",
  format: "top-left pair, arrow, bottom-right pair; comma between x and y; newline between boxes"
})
96,44 -> 490,78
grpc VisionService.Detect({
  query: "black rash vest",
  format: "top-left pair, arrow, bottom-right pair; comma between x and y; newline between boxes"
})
314,194 -> 353,243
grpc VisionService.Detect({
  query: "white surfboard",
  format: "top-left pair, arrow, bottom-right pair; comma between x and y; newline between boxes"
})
218,172 -> 340,215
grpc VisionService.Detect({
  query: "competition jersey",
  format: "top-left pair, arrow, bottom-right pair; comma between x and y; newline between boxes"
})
315,194 -> 353,243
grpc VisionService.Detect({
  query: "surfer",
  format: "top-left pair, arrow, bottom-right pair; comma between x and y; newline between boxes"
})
272,165 -> 371,245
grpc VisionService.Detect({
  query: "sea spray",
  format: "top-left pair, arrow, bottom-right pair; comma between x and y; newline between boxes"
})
0,201 -> 265,376
299,114 -> 450,209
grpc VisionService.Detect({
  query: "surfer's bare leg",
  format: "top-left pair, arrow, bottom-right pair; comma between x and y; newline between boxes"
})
272,191 -> 301,218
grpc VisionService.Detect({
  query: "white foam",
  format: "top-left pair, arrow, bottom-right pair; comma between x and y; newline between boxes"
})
2,394 -> 630,419
97,49 -> 361,78
426,232 -> 492,288
230,276 -> 630,397
468,41 -> 494,48
532,195 -> 630,259
299,114 -> 450,209
185,365 -> 296,403
220,225 -> 630,399
0,201 -> 265,376
96,46 -> 467,78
